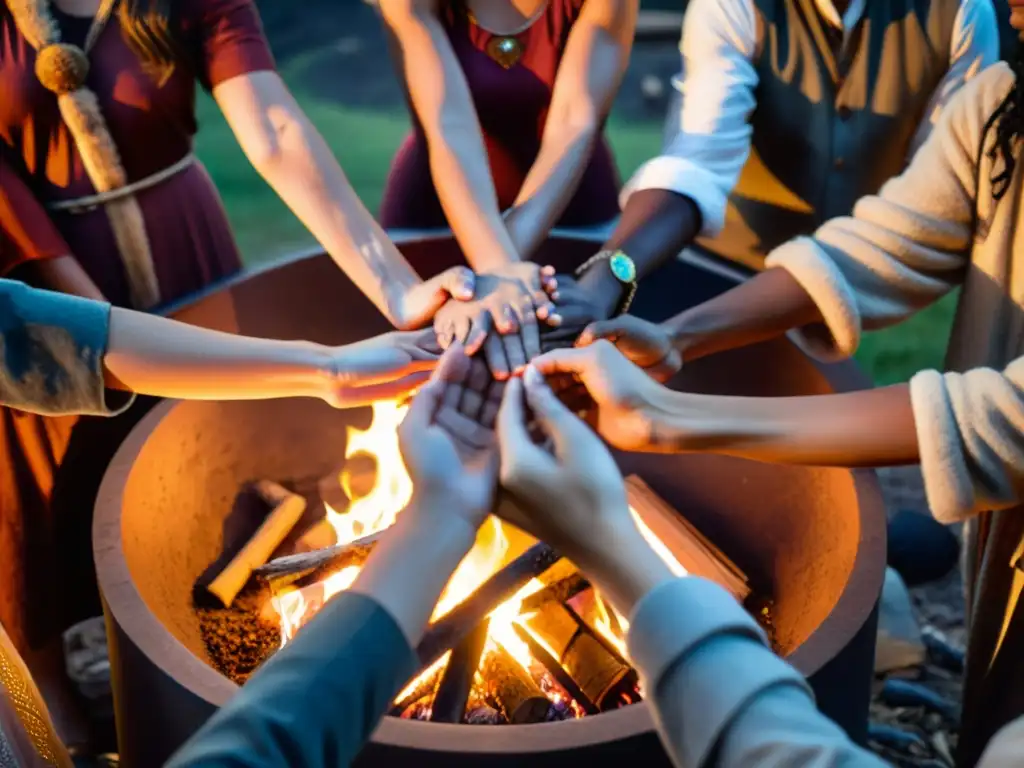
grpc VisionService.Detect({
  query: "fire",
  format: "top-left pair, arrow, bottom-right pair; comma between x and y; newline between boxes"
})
270,399 -> 679,718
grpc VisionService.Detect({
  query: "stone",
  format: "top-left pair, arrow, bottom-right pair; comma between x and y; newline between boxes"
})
875,567 -> 927,673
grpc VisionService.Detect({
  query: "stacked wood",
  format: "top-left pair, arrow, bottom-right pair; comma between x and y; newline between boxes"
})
524,601 -> 636,711
625,476 -> 750,601
416,543 -> 562,668
255,529 -> 384,592
391,663 -> 443,717
512,623 -> 599,715
480,645 -> 551,724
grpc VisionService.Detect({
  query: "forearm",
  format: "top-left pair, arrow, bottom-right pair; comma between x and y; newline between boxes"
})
661,267 -> 825,362
104,308 -> 333,401
425,127 -> 522,270
349,502 -> 478,646
504,122 -> 599,260
649,383 -> 920,467
577,189 -> 703,318
16,254 -> 106,301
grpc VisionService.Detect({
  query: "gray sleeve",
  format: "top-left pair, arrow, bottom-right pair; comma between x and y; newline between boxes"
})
626,578 -> 886,767
0,279 -> 133,416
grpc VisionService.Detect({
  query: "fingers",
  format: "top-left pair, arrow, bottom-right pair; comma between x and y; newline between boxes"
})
496,377 -> 548,478
500,331 -> 528,377
437,266 -> 476,302
451,314 -> 472,347
530,346 -> 591,379
577,318 -> 625,347
336,371 -> 433,409
483,330 -> 511,380
522,364 -> 585,456
457,354 -> 492,422
432,341 -> 472,385
399,373 -> 444,441
463,311 -> 491,357
519,294 -> 541,364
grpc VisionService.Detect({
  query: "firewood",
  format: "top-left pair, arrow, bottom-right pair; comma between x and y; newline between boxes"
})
512,623 -> 599,715
480,644 -> 551,724
520,573 -> 590,614
390,662 -> 443,716
206,480 -> 306,607
524,601 -> 636,711
254,529 -> 385,586
624,475 -> 750,601
416,543 -> 562,668
430,619 -> 490,723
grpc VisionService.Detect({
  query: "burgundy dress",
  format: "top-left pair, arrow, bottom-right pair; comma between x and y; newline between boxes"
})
0,0 -> 274,652
379,0 -> 621,269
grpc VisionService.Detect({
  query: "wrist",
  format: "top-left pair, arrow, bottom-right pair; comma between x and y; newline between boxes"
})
576,259 -> 625,320
399,491 -> 480,551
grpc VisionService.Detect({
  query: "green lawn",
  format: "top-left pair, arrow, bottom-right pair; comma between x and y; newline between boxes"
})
193,84 -> 954,385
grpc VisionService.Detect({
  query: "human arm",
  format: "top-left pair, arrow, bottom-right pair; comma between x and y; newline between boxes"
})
905,0 -> 999,157
166,348 -> 498,768
501,0 -> 636,259
584,63 -> 1011,363
203,0 -> 470,329
578,0 -> 759,317
496,367 -> 887,768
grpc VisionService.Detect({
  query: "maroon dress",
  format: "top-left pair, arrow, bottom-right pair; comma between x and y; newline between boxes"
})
0,0 -> 274,652
379,0 -> 621,267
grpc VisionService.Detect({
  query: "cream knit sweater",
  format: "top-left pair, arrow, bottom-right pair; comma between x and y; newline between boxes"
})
766,62 -> 1024,528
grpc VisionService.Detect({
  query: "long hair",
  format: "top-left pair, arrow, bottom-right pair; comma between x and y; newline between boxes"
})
117,0 -> 186,86
988,41 -> 1024,201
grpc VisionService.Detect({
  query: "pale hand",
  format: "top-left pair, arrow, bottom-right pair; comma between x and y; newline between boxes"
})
530,340 -> 671,452
577,315 -> 682,383
398,344 -> 499,529
390,266 -> 476,330
433,263 -> 557,380
325,329 -> 441,408
495,367 -> 634,566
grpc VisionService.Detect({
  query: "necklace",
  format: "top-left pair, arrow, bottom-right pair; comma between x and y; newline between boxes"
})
466,3 -> 548,70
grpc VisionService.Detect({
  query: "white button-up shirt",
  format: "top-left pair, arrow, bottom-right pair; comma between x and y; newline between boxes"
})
622,0 -> 1001,239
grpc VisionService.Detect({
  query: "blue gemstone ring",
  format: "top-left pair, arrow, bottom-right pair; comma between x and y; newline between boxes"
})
609,251 -> 637,283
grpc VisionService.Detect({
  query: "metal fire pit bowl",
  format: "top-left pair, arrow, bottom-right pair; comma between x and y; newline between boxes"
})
95,232 -> 885,767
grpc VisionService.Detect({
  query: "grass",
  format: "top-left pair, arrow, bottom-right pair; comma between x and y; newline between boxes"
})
194,78 -> 954,385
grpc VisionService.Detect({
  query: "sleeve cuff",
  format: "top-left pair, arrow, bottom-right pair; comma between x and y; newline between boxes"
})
626,577 -> 766,686
620,157 -> 730,239
1,282 -> 133,417
764,237 -> 863,362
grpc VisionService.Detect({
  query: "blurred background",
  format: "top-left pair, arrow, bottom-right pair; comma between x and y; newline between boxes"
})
200,0 -> 959,386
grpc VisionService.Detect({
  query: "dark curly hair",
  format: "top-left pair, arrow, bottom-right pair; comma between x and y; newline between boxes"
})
988,42 -> 1024,201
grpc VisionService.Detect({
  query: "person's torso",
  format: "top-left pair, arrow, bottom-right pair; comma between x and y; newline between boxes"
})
698,0 -> 960,269
0,3 -> 205,201
383,0 -> 620,227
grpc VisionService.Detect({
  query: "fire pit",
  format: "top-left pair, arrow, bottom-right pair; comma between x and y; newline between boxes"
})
95,233 -> 885,767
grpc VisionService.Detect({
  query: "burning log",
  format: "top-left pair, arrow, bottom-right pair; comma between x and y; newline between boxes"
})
524,602 -> 636,711
390,662 -> 444,717
205,480 -> 306,607
512,623 -> 599,715
625,475 -> 750,601
431,619 -> 491,723
254,529 -> 384,589
521,573 -> 590,613
481,644 -> 552,724
416,543 -> 562,668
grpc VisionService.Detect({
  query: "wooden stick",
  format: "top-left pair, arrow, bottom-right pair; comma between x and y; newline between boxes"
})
430,619 -> 490,723
390,663 -> 443,717
624,475 -> 750,601
254,529 -> 385,580
416,543 -> 562,668
512,623 -> 599,715
206,480 -> 306,607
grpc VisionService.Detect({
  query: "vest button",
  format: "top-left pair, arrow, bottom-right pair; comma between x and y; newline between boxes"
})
837,105 -> 852,121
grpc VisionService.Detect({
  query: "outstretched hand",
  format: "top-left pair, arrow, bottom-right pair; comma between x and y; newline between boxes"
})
433,263 -> 558,380
398,344 -> 499,529
494,366 -> 633,571
325,329 -> 442,408
577,314 -> 682,383
530,341 -> 673,452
